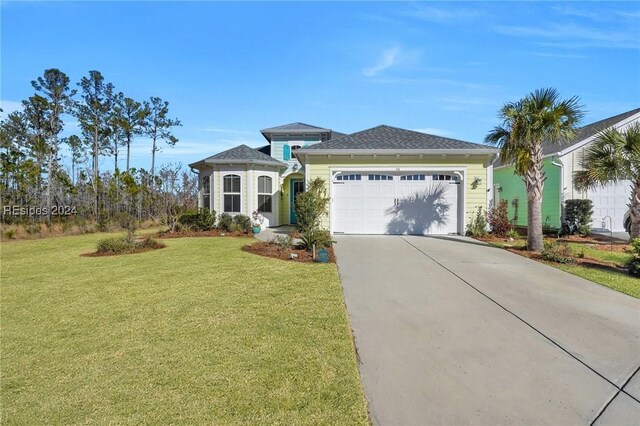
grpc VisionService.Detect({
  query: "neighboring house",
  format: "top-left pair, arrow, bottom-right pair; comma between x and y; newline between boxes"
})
493,108 -> 640,232
189,122 -> 498,235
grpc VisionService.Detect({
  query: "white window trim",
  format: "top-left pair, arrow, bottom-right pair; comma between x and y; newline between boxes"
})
222,172 -> 243,214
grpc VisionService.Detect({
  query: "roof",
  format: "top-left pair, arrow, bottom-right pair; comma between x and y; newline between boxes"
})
189,144 -> 286,168
541,107 -> 640,156
298,125 -> 494,152
260,122 -> 331,134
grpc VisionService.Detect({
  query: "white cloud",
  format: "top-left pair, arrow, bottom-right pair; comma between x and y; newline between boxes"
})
495,23 -> 639,49
0,100 -> 22,119
363,46 -> 401,77
399,5 -> 484,23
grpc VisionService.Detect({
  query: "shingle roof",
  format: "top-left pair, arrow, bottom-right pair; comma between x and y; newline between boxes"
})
541,107 -> 640,155
189,144 -> 286,168
301,125 -> 490,151
260,122 -> 331,133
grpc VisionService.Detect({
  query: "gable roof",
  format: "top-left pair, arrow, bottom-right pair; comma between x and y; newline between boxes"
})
260,122 -> 331,134
298,125 -> 495,153
541,107 -> 640,156
188,144 -> 286,168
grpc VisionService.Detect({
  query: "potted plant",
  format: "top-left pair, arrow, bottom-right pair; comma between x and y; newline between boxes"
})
251,210 -> 264,234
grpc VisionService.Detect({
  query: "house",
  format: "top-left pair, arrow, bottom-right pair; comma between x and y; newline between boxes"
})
189,123 -> 498,235
493,108 -> 640,232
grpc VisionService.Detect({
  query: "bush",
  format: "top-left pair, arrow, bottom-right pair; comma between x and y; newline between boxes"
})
505,229 -> 520,240
233,214 -> 252,233
294,178 -> 330,233
269,235 -> 294,251
96,236 -> 136,254
217,213 -> 233,232
297,229 -> 334,251
627,238 -> 640,276
177,208 -> 216,231
96,235 -> 164,254
3,228 -> 16,239
565,199 -> 593,236
466,206 -> 488,238
540,241 -> 575,264
487,200 -> 511,237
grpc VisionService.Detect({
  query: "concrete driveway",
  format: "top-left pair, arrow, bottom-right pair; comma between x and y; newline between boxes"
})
335,235 -> 640,425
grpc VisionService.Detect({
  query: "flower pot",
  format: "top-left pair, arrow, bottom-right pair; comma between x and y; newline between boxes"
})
252,226 -> 261,234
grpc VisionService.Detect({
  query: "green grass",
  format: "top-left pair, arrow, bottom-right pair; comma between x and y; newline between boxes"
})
486,237 -> 639,298
1,233 -> 368,424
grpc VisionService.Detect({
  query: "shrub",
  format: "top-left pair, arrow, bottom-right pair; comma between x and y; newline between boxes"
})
466,206 -> 488,238
294,178 -> 330,233
627,238 -> 640,276
269,234 -> 294,251
217,213 -> 233,232
3,228 -> 16,239
540,241 -> 574,264
137,237 -> 164,250
96,236 -> 136,254
233,214 -> 252,233
487,200 -> 511,237
505,229 -> 520,240
25,224 -> 41,235
565,199 -> 593,236
297,229 -> 334,251
177,208 -> 216,231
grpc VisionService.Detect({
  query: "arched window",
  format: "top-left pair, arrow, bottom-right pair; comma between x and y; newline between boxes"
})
283,144 -> 291,161
257,176 -> 272,213
223,174 -> 241,213
202,175 -> 211,210
291,145 -> 302,151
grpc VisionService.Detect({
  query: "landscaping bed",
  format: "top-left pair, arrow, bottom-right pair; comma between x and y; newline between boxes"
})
243,241 -> 336,263
156,229 -> 252,238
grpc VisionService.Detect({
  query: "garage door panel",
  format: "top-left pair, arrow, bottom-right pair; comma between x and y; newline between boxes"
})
587,181 -> 630,232
332,172 -> 460,235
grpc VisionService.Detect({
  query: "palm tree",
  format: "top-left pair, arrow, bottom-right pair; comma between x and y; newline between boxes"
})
486,88 -> 583,251
574,123 -> 640,239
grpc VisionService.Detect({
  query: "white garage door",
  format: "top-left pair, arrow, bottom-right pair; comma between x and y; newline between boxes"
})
587,180 -> 630,232
332,172 -> 460,235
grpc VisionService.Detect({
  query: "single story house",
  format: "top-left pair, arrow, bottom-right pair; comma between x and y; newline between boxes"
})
189,122 -> 498,235
493,108 -> 640,232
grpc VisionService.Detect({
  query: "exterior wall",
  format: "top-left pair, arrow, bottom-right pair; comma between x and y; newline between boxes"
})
306,155 -> 491,232
272,137 -> 321,175
493,158 -> 562,228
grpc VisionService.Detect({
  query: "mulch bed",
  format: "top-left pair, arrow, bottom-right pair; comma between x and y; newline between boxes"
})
81,245 -> 167,257
155,229 -> 253,239
242,241 -> 336,264
501,245 -> 628,273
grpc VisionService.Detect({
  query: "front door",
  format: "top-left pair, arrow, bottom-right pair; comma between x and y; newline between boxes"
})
290,179 -> 305,224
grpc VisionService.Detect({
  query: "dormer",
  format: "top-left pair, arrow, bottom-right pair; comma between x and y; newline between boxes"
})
259,123 -> 340,167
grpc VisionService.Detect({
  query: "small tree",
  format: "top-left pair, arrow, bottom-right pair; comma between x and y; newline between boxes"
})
487,200 -> 512,237
294,178 -> 330,233
564,199 -> 593,236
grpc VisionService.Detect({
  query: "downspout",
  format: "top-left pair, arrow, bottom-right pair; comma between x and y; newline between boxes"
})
550,155 -> 564,222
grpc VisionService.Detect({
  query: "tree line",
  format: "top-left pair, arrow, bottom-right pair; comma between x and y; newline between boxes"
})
1,68 -> 197,224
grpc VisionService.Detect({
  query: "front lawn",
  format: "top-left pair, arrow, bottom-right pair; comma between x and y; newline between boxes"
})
483,237 -> 639,298
1,234 -> 368,424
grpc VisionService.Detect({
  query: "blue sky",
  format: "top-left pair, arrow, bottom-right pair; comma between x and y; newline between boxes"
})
2,1 -> 639,171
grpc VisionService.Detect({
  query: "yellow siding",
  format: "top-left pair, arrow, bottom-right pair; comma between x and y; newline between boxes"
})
306,155 -> 490,230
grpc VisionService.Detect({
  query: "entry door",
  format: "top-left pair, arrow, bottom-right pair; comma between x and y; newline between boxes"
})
290,179 -> 305,224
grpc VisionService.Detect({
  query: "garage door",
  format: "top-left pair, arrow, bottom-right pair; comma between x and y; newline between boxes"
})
587,180 -> 630,232
332,172 -> 460,235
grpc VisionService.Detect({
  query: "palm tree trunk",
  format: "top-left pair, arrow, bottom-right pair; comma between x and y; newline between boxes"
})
525,143 -> 546,251
630,178 -> 640,240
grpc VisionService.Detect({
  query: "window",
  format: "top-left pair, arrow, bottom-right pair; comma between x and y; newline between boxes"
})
257,176 -> 272,213
291,145 -> 301,151
400,174 -> 426,181
432,174 -> 459,181
202,176 -> 211,210
223,174 -> 241,213
283,144 -> 291,161
368,174 -> 393,181
335,174 -> 362,181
